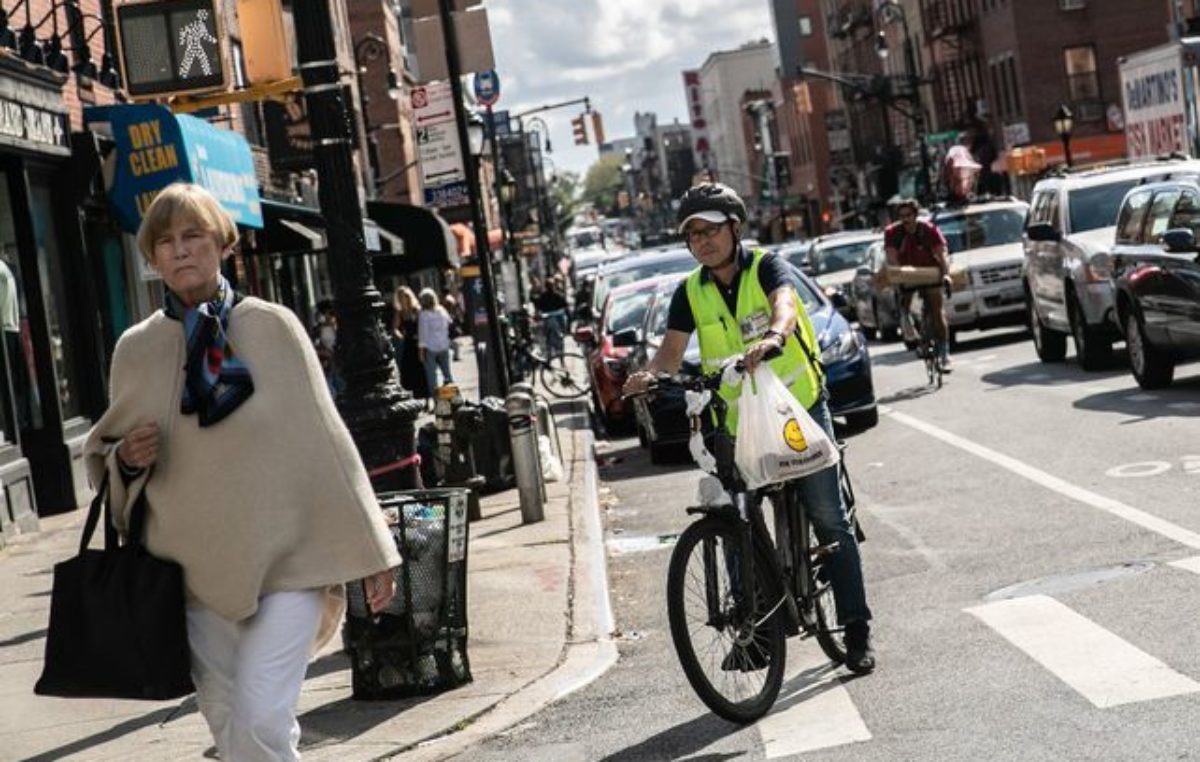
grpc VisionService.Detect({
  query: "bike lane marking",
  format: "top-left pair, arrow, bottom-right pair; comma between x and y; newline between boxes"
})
965,594 -> 1200,708
881,407 -> 1200,550
757,647 -> 872,757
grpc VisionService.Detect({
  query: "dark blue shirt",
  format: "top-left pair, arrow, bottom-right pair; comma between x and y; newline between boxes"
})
665,247 -> 793,335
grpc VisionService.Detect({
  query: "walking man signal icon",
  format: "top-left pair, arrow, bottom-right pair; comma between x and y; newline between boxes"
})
178,10 -> 217,78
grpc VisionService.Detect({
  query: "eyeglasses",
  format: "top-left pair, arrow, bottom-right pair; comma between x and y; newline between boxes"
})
684,222 -> 726,244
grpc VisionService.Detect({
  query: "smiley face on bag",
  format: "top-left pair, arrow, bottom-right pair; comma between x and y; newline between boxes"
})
783,418 -> 808,452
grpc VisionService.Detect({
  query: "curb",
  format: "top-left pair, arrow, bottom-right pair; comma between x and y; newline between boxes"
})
391,407 -> 617,761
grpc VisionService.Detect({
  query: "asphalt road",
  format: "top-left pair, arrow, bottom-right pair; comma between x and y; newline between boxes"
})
455,325 -> 1200,761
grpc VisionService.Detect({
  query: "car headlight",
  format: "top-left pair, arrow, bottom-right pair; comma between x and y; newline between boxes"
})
820,330 -> 862,364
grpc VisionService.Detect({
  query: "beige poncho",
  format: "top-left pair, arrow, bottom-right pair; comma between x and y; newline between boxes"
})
84,297 -> 401,623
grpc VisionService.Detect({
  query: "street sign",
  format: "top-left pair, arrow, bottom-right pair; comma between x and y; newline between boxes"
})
411,81 -> 468,209
488,109 -> 511,138
474,70 -> 500,107
411,82 -> 455,127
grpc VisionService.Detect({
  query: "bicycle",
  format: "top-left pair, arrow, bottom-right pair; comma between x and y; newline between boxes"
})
504,312 -> 590,400
898,280 -> 952,389
627,358 -> 862,723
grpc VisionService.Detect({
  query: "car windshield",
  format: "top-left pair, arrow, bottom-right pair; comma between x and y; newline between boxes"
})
647,295 -> 672,341
812,240 -> 874,275
791,272 -> 825,312
593,254 -> 694,311
569,229 -> 602,248
1068,180 -> 1140,233
604,289 -> 656,335
937,208 -> 1027,253
780,244 -> 812,270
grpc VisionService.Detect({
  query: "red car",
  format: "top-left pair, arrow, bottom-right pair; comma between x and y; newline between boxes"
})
574,278 -> 661,431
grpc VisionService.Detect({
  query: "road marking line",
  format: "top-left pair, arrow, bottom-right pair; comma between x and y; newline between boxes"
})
758,647 -> 871,757
1169,556 -> 1200,575
882,407 -> 1200,550
965,594 -> 1200,708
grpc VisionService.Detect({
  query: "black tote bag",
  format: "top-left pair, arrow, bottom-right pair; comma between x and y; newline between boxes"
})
34,473 -> 195,700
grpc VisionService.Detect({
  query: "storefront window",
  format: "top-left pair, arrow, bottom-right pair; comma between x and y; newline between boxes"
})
0,176 -> 43,441
29,171 -> 83,422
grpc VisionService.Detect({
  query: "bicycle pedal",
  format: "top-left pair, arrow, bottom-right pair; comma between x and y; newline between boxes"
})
811,542 -> 840,561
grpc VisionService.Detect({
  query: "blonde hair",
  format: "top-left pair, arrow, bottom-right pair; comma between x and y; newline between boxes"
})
393,285 -> 420,320
418,288 -> 440,310
136,183 -> 238,264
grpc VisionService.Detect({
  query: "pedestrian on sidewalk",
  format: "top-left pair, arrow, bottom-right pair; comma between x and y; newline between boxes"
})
418,287 -> 454,403
392,285 -> 429,399
441,293 -> 464,361
83,183 -> 400,762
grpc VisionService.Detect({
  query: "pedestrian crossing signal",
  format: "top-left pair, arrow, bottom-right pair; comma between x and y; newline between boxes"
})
115,0 -> 228,99
572,115 -> 588,145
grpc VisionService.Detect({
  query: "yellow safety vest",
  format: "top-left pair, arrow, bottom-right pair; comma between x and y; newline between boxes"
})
684,248 -> 823,432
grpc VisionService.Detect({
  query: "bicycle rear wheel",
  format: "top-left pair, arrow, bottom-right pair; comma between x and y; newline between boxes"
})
667,518 -> 787,723
538,351 -> 589,399
809,519 -> 847,664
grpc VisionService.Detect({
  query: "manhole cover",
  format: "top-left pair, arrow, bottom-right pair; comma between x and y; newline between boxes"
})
983,561 -> 1154,602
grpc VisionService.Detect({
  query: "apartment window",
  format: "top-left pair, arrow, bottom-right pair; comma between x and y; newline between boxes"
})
990,52 -> 1022,120
1004,55 -> 1022,116
798,16 -> 812,36
1064,45 -> 1100,101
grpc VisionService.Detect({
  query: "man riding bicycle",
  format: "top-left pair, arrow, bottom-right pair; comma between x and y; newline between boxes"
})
884,197 -> 953,370
623,182 -> 875,674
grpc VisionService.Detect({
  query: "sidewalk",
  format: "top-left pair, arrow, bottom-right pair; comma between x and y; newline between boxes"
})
0,341 -> 616,761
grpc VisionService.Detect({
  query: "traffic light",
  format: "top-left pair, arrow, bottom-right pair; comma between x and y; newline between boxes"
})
116,0 -> 227,99
591,112 -> 606,146
236,0 -> 293,84
572,115 -> 588,145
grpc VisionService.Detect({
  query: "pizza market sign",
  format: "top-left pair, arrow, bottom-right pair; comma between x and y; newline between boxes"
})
0,94 -> 68,156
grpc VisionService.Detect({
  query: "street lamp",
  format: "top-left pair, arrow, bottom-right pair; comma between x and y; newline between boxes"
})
1053,104 -> 1075,168
354,32 -> 399,199
874,0 -> 932,204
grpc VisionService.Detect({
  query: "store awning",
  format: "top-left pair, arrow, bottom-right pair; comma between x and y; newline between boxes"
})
260,199 -> 327,255
84,103 -> 263,234
367,201 -> 459,272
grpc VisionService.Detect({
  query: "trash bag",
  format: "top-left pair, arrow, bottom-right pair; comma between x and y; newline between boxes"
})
734,365 -> 839,489
538,434 -> 564,483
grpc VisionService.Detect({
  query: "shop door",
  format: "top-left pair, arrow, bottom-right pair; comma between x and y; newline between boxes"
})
0,170 -> 43,447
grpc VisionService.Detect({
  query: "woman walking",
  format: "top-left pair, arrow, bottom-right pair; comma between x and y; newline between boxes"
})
84,183 -> 399,762
391,285 -> 429,399
417,287 -> 454,399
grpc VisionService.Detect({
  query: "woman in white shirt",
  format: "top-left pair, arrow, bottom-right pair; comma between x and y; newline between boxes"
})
417,288 -> 454,397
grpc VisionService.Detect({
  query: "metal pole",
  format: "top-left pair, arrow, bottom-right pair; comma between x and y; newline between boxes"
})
292,0 -> 423,491
898,8 -> 932,205
1061,135 -> 1073,168
439,0 -> 509,395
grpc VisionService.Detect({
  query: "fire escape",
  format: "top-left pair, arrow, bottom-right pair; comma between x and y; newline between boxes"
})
920,0 -> 984,131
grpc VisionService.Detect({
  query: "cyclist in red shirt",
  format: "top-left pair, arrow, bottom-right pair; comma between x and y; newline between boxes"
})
884,198 -> 953,370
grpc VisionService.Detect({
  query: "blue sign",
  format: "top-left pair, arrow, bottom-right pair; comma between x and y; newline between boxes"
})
425,181 -> 470,210
473,69 -> 500,107
89,104 -> 263,233
488,109 -> 511,138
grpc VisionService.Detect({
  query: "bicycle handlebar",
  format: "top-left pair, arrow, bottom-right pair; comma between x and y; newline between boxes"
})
622,344 -> 783,400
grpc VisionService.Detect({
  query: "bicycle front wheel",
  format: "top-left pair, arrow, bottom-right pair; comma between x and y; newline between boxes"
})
810,519 -> 847,664
538,351 -> 589,399
667,518 -> 787,723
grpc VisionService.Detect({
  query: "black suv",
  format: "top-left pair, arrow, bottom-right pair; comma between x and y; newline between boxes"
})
1110,178 -> 1200,388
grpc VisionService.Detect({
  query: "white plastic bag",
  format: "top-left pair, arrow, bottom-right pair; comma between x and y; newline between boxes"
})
538,435 -> 564,483
734,364 -> 839,489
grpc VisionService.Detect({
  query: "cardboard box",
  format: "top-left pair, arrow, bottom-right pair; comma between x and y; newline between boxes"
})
877,265 -> 970,292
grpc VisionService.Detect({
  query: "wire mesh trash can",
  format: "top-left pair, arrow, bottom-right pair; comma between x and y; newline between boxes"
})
344,488 -> 472,699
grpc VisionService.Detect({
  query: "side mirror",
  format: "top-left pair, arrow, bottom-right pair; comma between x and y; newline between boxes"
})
573,325 -> 595,344
1025,222 -> 1062,243
611,327 -> 643,347
829,291 -> 849,310
1162,228 -> 1198,252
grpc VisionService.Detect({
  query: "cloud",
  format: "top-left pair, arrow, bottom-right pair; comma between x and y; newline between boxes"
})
481,0 -> 775,179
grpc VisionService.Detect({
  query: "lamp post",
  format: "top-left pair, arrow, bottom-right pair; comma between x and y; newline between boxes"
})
1053,104 -> 1075,168
875,0 -> 933,204
353,33 -> 399,199
498,168 -> 518,264
292,1 -> 423,490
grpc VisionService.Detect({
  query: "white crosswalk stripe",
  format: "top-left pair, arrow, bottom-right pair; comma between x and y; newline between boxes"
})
966,594 -> 1200,708
758,647 -> 872,758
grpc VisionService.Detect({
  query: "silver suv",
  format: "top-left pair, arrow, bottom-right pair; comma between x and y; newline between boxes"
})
1023,158 -> 1200,369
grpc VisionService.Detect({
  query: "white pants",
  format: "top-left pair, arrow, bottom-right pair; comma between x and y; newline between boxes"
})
187,590 -> 324,762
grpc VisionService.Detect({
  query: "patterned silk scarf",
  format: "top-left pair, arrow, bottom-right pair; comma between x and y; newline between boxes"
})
163,276 -> 254,427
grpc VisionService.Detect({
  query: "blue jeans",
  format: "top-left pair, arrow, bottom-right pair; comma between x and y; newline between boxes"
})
423,349 -> 453,394
790,398 -> 872,626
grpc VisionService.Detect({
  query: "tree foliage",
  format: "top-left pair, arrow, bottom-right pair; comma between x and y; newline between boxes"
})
581,154 -> 626,215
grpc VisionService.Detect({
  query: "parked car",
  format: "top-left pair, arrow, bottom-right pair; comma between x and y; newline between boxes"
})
589,246 -> 693,322
575,278 -> 662,431
778,241 -> 813,272
931,198 -> 1031,340
803,231 -> 882,320
849,239 -> 901,341
628,265 -> 878,459
1109,177 -> 1200,388
1023,157 -> 1200,369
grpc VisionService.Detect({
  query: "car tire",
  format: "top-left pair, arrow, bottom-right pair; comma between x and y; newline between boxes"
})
1028,292 -> 1067,362
845,407 -> 879,431
1124,310 -> 1174,389
1068,291 -> 1113,371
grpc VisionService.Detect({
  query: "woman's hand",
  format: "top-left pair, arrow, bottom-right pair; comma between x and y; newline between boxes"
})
365,568 -> 396,613
118,423 -> 160,470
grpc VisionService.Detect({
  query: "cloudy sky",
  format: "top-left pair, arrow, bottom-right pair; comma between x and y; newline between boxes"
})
483,0 -> 776,179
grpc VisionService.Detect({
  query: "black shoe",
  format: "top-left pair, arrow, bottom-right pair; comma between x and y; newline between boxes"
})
721,642 -> 770,672
843,620 -> 875,674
